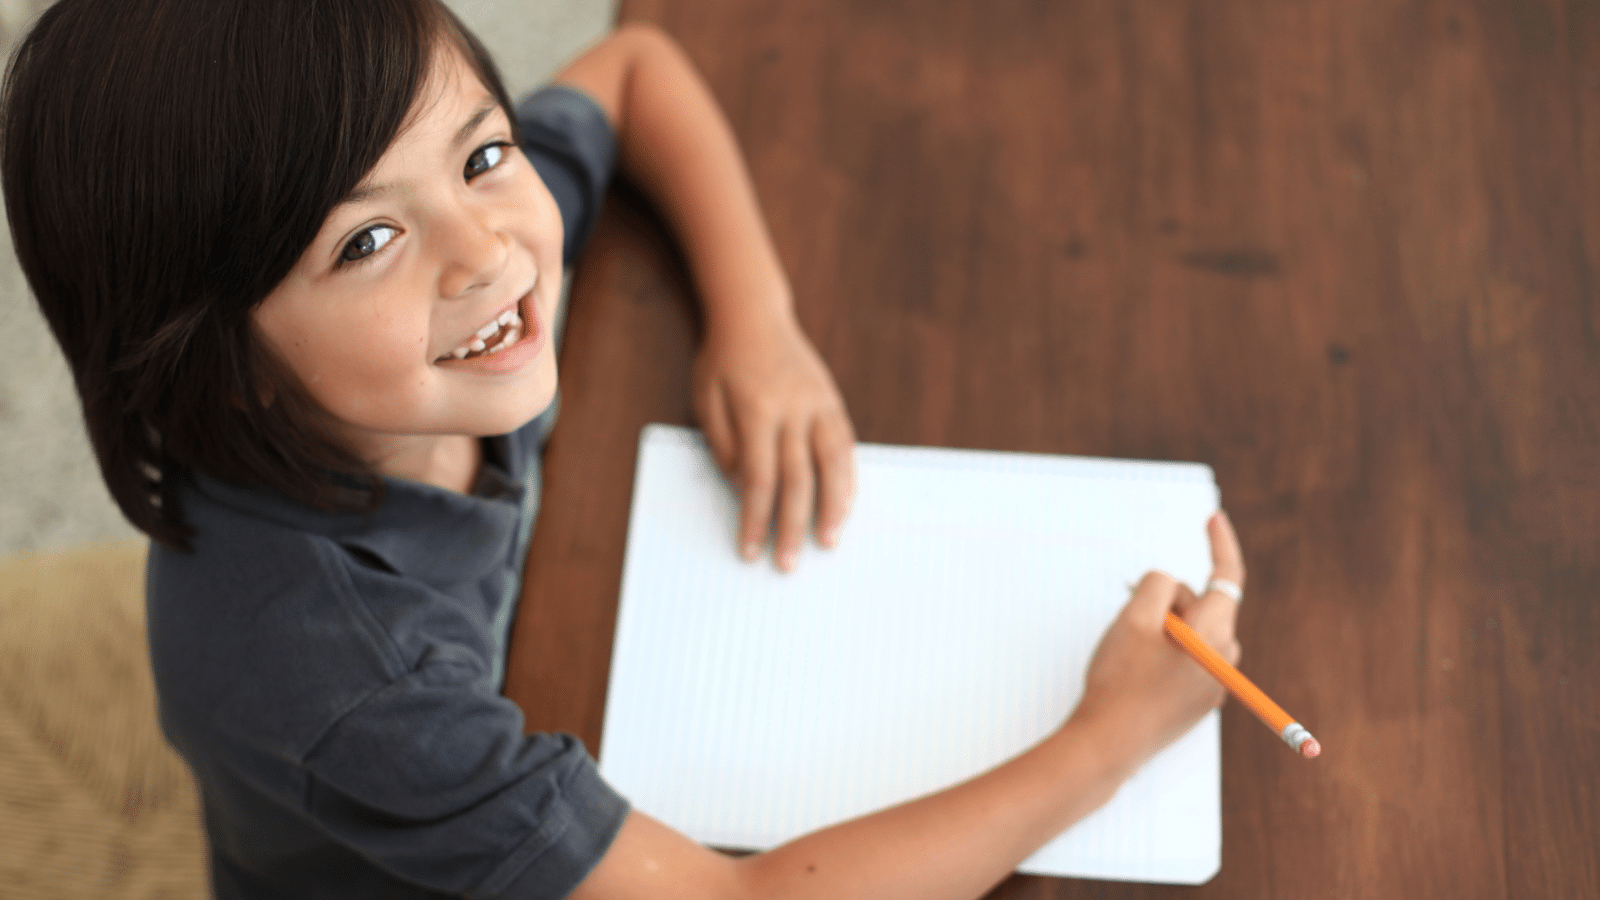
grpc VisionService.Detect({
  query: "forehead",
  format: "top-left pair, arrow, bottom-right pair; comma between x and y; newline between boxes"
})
402,41 -> 500,138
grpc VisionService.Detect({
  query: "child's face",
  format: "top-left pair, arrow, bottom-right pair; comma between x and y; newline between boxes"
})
252,44 -> 563,472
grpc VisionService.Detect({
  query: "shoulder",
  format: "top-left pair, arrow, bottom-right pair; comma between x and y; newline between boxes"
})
145,473 -> 488,757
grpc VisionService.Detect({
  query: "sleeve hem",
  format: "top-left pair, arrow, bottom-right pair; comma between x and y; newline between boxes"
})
478,751 -> 631,900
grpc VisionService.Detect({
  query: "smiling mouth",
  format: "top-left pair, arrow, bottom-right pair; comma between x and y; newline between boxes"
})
438,304 -> 523,362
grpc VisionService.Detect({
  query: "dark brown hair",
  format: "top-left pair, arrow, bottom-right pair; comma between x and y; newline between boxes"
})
2,0 -> 519,549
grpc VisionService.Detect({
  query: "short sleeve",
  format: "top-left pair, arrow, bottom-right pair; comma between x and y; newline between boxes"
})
516,85 -> 617,264
302,649 -> 629,899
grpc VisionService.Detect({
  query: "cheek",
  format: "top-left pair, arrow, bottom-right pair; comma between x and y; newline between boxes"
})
251,251 -> 442,435
513,167 -> 565,262
322,307 -> 431,391
268,299 -> 432,424
518,175 -> 566,315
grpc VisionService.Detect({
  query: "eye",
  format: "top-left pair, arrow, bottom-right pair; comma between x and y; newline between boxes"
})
465,141 -> 514,180
339,224 -> 399,265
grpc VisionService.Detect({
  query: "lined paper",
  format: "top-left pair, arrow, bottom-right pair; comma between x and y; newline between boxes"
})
599,424 -> 1222,883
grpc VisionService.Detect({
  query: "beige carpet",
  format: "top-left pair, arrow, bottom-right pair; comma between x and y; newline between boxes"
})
0,540 -> 208,898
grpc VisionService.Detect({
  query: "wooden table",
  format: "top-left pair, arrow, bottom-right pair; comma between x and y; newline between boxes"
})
506,2 -> 1600,896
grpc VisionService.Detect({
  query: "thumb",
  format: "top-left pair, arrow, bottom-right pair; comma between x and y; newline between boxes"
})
1125,570 -> 1181,630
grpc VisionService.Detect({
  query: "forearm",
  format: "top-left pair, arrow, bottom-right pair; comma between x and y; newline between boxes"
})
574,716 -> 1130,900
732,717 -> 1128,900
555,25 -> 856,576
556,24 -> 793,335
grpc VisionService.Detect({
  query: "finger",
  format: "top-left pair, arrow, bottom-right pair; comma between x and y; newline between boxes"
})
736,414 -> 780,562
1125,570 -> 1181,629
773,421 -> 815,572
696,382 -> 739,477
1205,509 -> 1246,595
1193,510 -> 1246,643
1185,590 -> 1241,656
1170,581 -> 1202,618
811,412 -> 856,548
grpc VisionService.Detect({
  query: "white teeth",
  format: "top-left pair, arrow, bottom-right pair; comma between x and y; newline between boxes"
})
487,323 -> 521,354
440,305 -> 526,361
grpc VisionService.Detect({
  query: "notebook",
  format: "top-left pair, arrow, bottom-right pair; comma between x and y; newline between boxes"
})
598,424 -> 1222,883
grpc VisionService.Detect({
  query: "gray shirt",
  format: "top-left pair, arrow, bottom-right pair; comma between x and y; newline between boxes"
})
147,85 -> 628,900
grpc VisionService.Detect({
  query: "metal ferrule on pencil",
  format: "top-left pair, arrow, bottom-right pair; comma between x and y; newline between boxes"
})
1280,722 -> 1314,752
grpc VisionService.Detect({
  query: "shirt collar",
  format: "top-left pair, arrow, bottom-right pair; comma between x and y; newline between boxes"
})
189,436 -> 525,589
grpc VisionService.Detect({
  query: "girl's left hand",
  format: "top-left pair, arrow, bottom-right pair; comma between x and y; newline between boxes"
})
692,312 -> 856,572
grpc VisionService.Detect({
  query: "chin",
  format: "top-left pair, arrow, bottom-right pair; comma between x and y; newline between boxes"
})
488,382 -> 559,437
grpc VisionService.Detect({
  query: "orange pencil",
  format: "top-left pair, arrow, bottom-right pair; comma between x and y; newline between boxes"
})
1164,612 -> 1321,759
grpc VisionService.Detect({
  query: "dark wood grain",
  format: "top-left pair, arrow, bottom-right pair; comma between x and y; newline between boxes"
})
505,2 -> 1600,897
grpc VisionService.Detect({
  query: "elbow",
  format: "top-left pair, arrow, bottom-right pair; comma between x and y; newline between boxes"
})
609,20 -> 683,61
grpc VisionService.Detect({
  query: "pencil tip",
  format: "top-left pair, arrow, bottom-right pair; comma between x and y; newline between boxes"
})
1300,736 -> 1321,758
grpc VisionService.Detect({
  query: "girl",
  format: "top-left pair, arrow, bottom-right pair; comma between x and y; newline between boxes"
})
1,1 -> 1244,898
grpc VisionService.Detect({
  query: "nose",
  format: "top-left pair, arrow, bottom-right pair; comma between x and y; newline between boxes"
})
436,201 -> 510,299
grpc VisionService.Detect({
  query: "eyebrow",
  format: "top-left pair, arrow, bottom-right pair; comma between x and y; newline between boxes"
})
452,102 -> 500,152
336,101 -> 502,208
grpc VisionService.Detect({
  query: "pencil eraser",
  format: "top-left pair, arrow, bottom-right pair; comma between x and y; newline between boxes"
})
1300,737 -> 1321,759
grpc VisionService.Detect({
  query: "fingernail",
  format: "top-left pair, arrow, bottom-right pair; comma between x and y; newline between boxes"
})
779,549 -> 797,571
742,541 -> 759,561
821,527 -> 838,548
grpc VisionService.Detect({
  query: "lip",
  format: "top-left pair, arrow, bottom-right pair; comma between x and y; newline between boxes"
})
434,287 -> 545,375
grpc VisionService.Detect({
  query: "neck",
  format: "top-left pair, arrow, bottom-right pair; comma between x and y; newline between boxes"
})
363,433 -> 483,495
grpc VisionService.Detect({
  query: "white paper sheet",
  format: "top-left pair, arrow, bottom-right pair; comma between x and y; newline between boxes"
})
599,424 -> 1222,883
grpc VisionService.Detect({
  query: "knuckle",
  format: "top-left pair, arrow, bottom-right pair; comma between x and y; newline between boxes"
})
784,484 -> 814,512
820,486 -> 849,518
827,434 -> 857,466
781,497 -> 813,528
1140,569 -> 1176,592
784,463 -> 815,494
1209,682 -> 1229,709
740,460 -> 777,490
747,397 -> 782,422
746,457 -> 776,478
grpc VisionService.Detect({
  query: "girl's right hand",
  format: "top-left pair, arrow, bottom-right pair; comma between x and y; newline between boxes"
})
1066,511 -> 1245,776
572,510 -> 1249,900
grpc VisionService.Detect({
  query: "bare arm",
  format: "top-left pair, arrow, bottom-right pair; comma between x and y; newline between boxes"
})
554,24 -> 856,573
555,23 -> 791,338
574,716 -> 1126,900
564,512 -> 1246,900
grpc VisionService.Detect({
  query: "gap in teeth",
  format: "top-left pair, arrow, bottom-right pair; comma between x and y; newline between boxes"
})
444,308 -> 522,361
486,322 -> 521,354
